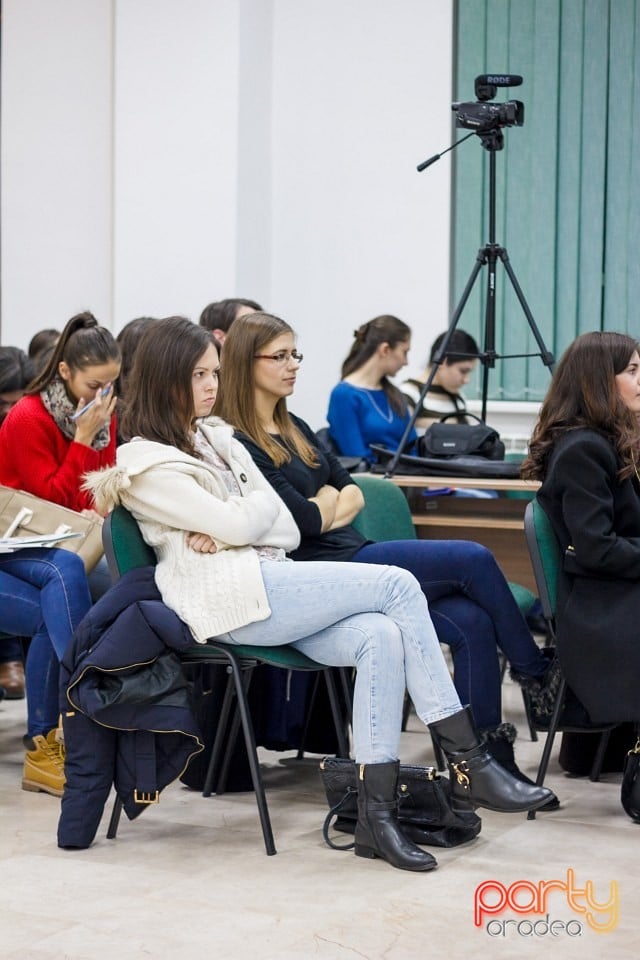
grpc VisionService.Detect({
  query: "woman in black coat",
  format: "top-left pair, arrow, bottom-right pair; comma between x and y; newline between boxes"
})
522,331 -> 640,818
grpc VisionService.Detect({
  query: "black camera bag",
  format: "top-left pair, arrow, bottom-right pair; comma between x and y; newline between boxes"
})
419,413 -> 505,461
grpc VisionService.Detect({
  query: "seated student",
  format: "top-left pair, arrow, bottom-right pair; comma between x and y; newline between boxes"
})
199,298 -> 262,345
327,315 -> 415,464
115,317 -> 158,444
28,329 -> 60,371
326,318 -> 499,498
214,311 -> 559,803
0,346 -> 37,698
0,547 -> 92,796
400,328 -> 480,430
401,328 -> 499,501
0,312 -> 121,601
86,316 -> 552,873
521,330 -> 640,822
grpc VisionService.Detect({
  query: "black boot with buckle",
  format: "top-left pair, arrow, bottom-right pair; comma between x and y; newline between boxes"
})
354,761 -> 438,871
429,707 -> 554,813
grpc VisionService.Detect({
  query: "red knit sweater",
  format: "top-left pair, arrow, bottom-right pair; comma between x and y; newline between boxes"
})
0,395 -> 117,512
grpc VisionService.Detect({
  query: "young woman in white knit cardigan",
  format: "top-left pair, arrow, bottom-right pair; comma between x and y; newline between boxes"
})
86,316 -> 551,873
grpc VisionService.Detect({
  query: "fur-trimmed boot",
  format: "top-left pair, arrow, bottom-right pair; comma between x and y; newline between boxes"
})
429,707 -> 554,813
354,761 -> 437,871
481,722 -> 560,811
510,651 -> 562,725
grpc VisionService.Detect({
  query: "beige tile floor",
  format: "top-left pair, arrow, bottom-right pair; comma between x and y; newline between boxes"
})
1,677 -> 638,960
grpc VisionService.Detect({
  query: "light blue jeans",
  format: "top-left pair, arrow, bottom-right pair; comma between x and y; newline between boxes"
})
215,560 -> 462,764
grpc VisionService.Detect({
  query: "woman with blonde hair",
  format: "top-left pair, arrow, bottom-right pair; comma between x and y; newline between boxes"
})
215,311 -> 560,806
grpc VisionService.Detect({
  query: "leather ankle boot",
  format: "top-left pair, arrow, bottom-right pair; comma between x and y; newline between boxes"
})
354,761 -> 437,871
481,722 -> 559,811
429,707 -> 554,813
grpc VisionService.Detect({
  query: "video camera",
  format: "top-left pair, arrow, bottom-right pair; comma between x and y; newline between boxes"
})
452,74 -> 524,133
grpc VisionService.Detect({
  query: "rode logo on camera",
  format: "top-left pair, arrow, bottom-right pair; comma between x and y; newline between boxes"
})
474,869 -> 619,937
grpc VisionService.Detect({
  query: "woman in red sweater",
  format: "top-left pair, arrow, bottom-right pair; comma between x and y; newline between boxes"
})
0,311 -> 121,597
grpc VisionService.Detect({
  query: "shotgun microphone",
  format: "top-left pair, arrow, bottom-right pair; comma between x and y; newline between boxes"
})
475,74 -> 523,88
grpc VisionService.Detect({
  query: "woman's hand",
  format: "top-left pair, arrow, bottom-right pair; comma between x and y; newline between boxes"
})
327,483 -> 365,531
187,532 -> 218,554
74,384 -> 118,447
310,484 -> 339,531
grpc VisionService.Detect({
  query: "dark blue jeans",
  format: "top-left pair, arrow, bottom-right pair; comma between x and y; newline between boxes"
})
353,539 -> 547,729
0,548 -> 92,736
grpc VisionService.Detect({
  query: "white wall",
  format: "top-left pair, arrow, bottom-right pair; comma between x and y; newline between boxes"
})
0,0 -> 114,331
1,0 -> 454,428
270,1 -> 454,426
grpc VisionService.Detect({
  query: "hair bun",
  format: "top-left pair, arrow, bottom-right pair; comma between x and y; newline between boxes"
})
354,323 -> 369,343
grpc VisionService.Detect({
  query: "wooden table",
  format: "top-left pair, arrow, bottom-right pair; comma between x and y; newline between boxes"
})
390,474 -> 540,592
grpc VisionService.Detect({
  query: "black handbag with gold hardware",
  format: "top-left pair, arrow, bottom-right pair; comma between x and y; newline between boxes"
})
621,738 -> 640,822
319,757 -> 481,850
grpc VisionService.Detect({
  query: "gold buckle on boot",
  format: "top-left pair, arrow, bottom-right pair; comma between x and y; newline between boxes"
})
134,790 -> 159,805
452,760 -> 471,789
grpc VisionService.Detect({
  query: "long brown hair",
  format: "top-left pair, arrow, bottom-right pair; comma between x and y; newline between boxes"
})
119,316 -> 214,457
521,331 -> 640,481
341,314 -> 410,414
28,312 -> 120,394
215,312 -> 318,468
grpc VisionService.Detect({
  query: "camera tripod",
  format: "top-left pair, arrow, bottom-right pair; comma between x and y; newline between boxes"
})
384,127 -> 555,478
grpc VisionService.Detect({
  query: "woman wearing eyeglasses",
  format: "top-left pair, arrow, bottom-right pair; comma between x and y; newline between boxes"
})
214,312 -> 560,808
87,315 -> 553,873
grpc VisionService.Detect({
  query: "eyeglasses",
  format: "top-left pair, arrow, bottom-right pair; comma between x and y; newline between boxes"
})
253,350 -> 304,365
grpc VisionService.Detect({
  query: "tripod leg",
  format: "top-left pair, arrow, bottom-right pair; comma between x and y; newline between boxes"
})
498,249 -> 555,372
384,252 -> 487,477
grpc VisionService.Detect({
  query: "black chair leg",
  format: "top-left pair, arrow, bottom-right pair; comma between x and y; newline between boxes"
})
216,668 -> 253,794
401,691 -> 412,732
520,686 -> 539,742
211,651 -> 276,855
589,729 -> 612,782
527,677 -> 568,820
106,795 -> 123,839
296,673 -> 321,759
202,666 -> 238,797
323,669 -> 350,758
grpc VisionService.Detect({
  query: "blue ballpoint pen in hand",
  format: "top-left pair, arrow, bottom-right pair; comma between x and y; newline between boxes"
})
70,385 -> 112,421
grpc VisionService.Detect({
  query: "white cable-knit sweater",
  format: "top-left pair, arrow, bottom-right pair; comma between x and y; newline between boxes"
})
85,417 -> 300,643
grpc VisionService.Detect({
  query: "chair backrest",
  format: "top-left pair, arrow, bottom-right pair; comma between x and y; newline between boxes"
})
102,506 -> 156,581
523,498 -> 562,623
350,474 -> 417,542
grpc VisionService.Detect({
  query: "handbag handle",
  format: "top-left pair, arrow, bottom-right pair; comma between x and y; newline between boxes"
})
437,412 -> 487,426
2,506 -> 34,538
321,787 -> 357,851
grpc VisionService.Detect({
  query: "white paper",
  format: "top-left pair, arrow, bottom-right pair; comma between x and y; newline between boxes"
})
0,530 -> 85,553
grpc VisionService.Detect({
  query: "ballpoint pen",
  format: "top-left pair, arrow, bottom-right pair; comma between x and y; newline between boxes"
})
70,385 -> 112,421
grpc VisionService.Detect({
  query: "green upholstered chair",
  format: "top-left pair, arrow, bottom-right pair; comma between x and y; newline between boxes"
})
523,498 -> 617,818
102,505 -> 349,855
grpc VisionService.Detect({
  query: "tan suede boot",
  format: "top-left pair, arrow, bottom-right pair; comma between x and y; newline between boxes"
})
22,729 -> 66,797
